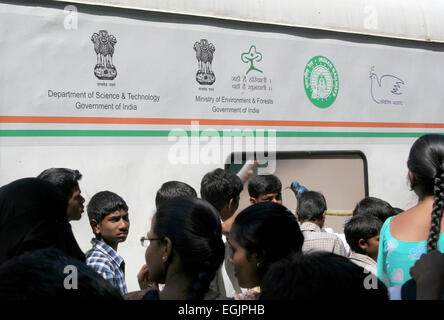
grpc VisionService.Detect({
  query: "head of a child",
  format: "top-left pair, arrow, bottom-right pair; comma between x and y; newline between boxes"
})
296,191 -> 327,228
87,191 -> 129,251
200,168 -> 243,221
248,175 -> 282,205
344,214 -> 382,260
352,197 -> 397,223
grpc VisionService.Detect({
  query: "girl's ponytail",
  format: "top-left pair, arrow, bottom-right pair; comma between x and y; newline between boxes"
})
427,168 -> 444,251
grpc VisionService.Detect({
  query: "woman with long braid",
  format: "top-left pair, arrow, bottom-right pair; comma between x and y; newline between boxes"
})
377,134 -> 444,288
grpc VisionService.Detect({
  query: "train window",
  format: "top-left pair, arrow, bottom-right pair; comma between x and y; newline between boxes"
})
225,151 -> 368,233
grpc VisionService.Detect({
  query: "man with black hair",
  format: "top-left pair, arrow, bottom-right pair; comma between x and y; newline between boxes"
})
247,174 -> 282,205
37,168 -> 85,221
220,170 -> 280,238
344,214 -> 382,275
85,191 -> 129,295
200,168 -> 244,298
296,191 -> 347,256
201,168 -> 243,222
155,180 -> 197,209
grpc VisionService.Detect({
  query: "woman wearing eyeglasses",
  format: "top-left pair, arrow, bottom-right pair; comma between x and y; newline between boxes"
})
127,196 -> 225,300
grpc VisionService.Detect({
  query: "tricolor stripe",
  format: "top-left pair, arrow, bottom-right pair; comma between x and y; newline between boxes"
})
1,116 -> 444,128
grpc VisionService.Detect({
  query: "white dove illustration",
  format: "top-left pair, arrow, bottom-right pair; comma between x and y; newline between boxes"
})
369,72 -> 405,104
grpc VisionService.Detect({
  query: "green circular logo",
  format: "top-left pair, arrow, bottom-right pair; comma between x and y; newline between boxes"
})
303,56 -> 339,108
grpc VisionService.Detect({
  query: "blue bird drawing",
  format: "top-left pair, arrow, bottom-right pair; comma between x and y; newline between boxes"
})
369,72 -> 405,104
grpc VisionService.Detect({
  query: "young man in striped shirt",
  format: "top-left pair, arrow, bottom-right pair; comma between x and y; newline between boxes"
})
85,191 -> 130,296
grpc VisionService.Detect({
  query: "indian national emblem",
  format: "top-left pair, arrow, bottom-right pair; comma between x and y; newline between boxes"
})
193,39 -> 215,85
91,30 -> 117,80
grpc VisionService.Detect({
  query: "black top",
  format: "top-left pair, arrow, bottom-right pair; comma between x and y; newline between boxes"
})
0,178 -> 85,265
401,279 -> 417,300
142,289 -> 160,300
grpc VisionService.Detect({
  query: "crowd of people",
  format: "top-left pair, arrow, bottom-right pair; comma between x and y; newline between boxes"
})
0,134 -> 443,300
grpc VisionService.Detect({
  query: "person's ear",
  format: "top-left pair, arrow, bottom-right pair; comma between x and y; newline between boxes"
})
358,238 -> 369,251
248,251 -> 259,265
253,251 -> 265,269
90,219 -> 100,236
162,237 -> 173,263
408,171 -> 416,190
250,197 -> 257,205
318,211 -> 326,226
228,198 -> 235,211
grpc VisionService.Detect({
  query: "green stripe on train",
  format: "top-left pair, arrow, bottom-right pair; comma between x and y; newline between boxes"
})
0,130 -> 434,138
